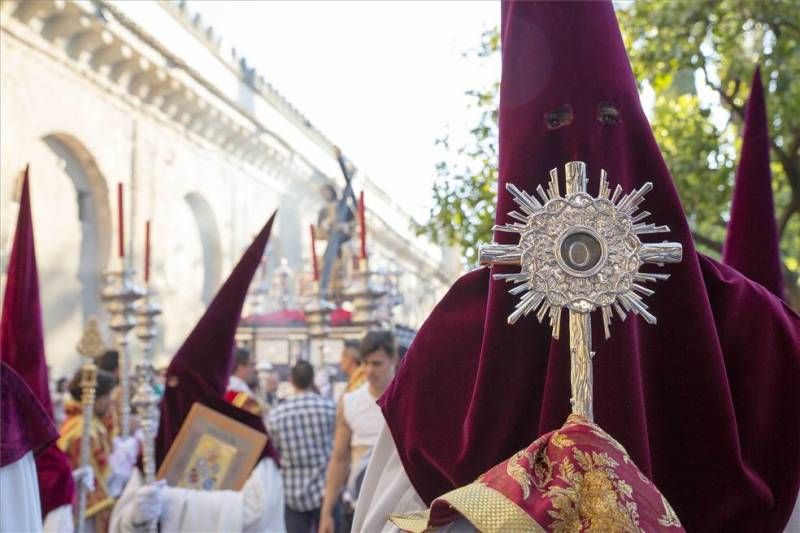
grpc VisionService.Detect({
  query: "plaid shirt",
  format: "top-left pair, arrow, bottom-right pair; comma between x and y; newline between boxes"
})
267,391 -> 336,511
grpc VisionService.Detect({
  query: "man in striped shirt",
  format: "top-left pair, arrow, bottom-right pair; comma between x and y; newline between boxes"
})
267,361 -> 336,533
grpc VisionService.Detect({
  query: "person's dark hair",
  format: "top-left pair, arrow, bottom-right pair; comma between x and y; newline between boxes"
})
291,360 -> 315,390
234,347 -> 251,368
360,330 -> 396,359
68,368 -> 116,402
97,350 -> 119,373
343,339 -> 361,362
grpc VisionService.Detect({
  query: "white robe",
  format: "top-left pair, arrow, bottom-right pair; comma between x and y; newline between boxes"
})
0,451 -> 43,533
355,422 -> 800,533
110,458 -> 285,533
353,424 -> 473,533
42,504 -> 73,532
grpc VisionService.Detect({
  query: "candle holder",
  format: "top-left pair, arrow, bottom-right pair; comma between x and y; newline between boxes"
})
101,263 -> 145,438
134,283 -> 161,459
135,286 -> 162,363
304,281 -> 335,366
346,257 -> 386,329
131,363 -> 159,482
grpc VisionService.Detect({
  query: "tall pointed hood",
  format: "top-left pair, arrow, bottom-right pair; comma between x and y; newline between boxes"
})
1,361 -> 59,466
156,212 -> 279,467
379,2 -> 800,530
722,67 -> 784,298
0,167 -> 75,516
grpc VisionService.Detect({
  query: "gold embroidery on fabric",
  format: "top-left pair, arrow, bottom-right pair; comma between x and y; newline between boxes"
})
546,446 -> 641,532
507,448 -> 536,499
533,444 -> 553,490
657,493 -> 682,527
551,432 -> 575,449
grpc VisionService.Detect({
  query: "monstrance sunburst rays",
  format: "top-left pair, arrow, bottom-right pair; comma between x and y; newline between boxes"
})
478,161 -> 682,420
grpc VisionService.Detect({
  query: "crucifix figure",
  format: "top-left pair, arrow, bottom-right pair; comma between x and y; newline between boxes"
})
479,161 -> 682,420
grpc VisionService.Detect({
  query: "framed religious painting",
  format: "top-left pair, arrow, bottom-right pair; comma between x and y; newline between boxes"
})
156,403 -> 267,491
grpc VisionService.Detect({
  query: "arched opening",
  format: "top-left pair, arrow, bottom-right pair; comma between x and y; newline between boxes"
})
184,192 -> 222,304
41,133 -> 111,324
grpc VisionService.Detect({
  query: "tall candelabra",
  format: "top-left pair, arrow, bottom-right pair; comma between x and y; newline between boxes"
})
304,281 -> 334,366
101,264 -> 145,438
134,286 -> 161,482
347,258 -> 386,329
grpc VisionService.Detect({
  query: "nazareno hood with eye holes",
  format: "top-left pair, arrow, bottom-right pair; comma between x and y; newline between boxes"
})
377,2 -> 800,530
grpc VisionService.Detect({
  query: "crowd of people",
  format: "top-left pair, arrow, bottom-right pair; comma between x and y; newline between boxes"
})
40,330 -> 397,533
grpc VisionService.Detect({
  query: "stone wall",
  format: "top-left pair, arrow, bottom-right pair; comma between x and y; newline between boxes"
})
0,0 -> 456,375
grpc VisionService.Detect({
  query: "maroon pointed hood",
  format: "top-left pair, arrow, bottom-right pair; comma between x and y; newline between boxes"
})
722,67 -> 784,298
379,2 -> 800,530
156,212 -> 279,467
0,167 -> 75,515
1,361 -> 58,465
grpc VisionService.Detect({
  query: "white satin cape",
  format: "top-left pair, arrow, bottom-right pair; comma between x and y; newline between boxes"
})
0,451 -> 43,532
109,457 -> 285,532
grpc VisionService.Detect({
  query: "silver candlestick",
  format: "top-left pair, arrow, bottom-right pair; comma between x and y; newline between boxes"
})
479,162 -> 682,420
135,286 -> 161,363
101,264 -> 145,437
134,285 -> 161,480
346,257 -> 386,329
305,281 -> 334,367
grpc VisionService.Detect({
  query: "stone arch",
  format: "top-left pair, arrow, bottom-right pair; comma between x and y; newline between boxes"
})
184,192 -> 222,304
41,132 -> 111,324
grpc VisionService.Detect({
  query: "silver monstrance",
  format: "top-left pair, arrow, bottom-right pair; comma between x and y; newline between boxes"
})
479,162 -> 682,420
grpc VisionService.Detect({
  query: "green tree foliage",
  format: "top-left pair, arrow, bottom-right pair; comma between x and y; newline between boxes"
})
420,2 -> 799,305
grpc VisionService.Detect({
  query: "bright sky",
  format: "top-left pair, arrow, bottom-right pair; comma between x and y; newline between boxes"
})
186,1 -> 500,222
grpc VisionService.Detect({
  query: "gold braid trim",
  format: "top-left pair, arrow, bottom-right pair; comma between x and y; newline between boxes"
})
85,497 -> 115,518
388,510 -> 432,533
389,483 -> 546,533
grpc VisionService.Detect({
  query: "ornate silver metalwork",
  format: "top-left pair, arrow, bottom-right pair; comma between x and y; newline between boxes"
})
346,258 -> 387,329
101,264 -> 145,438
134,284 -> 161,518
479,162 -> 682,420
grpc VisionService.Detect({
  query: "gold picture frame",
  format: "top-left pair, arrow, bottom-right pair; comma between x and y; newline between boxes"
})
156,402 -> 267,491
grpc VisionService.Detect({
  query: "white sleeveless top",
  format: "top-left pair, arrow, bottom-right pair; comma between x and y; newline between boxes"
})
342,383 -> 383,448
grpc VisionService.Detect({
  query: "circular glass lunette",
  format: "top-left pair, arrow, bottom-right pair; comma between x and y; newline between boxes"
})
555,226 -> 607,277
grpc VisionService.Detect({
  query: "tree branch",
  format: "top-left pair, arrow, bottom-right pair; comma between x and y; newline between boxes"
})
777,200 -> 799,237
691,230 -> 723,253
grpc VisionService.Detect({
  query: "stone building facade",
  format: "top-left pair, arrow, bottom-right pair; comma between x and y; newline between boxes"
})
0,0 -> 457,375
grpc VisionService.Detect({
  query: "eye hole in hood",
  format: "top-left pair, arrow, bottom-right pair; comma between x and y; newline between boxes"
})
597,101 -> 621,125
545,105 -> 574,130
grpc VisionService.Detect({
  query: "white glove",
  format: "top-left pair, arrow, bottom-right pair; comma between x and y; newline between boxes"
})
72,465 -> 95,492
131,480 -> 166,526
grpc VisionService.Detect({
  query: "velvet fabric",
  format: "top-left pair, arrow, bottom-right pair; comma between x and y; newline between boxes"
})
379,2 -> 800,531
1,361 -> 58,466
156,213 -> 279,468
0,168 -> 75,515
722,67 -> 784,299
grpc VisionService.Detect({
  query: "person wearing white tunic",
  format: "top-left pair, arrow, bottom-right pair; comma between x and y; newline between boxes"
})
318,331 -> 398,533
109,456 -> 284,532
